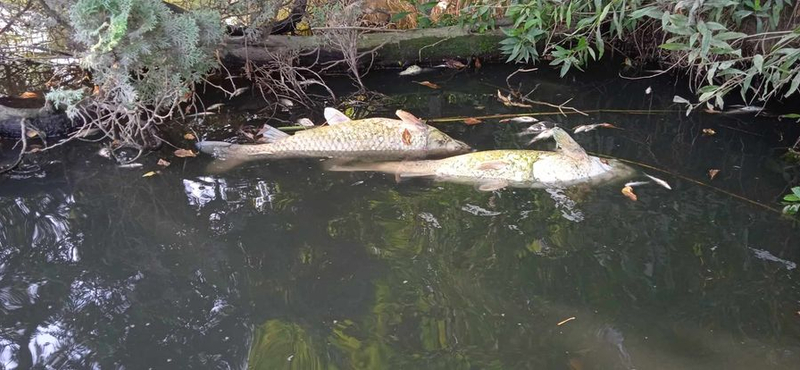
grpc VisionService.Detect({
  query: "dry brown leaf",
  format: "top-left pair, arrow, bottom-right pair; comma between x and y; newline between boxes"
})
142,171 -> 158,177
621,186 -> 638,201
184,133 -> 196,140
157,158 -> 171,167
445,59 -> 466,69
174,148 -> 197,158
708,169 -> 720,180
402,128 -> 412,145
414,81 -> 440,89
463,117 -> 482,125
26,130 -> 38,138
702,128 -> 716,136
20,91 -> 39,99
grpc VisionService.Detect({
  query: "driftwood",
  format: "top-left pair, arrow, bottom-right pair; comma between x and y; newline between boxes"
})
221,26 -> 505,66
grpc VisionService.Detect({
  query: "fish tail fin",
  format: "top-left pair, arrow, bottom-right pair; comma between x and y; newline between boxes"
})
196,140 -> 270,173
324,159 -> 438,178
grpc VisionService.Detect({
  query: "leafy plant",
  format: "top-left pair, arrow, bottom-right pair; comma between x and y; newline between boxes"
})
783,186 -> 800,215
489,0 -> 800,109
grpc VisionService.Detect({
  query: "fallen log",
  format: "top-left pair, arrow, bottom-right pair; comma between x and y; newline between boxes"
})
221,25 -> 506,67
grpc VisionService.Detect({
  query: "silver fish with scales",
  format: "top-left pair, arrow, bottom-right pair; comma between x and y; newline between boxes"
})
327,127 -> 637,191
197,108 -> 471,172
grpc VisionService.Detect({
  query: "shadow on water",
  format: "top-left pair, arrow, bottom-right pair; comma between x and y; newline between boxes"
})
1,66 -> 799,369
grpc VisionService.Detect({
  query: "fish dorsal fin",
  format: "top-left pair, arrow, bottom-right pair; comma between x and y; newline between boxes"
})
395,110 -> 427,132
256,124 -> 290,143
551,127 -> 590,163
324,107 -> 351,125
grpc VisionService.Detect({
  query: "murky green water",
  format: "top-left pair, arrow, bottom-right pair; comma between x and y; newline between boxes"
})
1,66 -> 799,369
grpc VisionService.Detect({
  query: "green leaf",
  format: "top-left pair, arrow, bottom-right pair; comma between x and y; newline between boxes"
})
753,54 -> 764,73
560,59 -> 572,77
716,31 -> 747,40
390,12 -> 411,22
595,27 -> 604,59
630,6 -> 663,19
779,113 -> 800,119
785,72 -> 800,98
659,43 -> 689,50
793,186 -> 800,198
784,194 -> 800,202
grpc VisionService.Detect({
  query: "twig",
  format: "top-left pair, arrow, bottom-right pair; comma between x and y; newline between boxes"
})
505,67 -> 538,90
426,109 -> 678,123
0,119 -> 29,175
314,26 -> 405,32
418,37 -> 452,62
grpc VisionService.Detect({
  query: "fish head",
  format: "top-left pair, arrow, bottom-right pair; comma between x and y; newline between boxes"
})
424,128 -> 472,156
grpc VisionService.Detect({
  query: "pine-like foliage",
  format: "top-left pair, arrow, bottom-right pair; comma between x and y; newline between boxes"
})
46,0 -> 224,149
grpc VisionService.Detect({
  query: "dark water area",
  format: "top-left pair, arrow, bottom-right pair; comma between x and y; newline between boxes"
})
1,65 -> 799,369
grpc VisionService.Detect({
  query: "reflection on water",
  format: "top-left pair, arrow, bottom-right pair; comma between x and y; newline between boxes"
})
1,66 -> 799,369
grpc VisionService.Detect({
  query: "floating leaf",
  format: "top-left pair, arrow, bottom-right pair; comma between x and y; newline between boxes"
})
463,118 -> 482,125
708,169 -> 720,180
142,171 -> 158,177
414,81 -> 440,89
26,130 -> 39,138
157,158 -> 171,167
673,95 -> 691,104
184,133 -> 196,140
702,128 -> 716,136
174,149 -> 197,158
402,128 -> 412,145
621,186 -> 638,201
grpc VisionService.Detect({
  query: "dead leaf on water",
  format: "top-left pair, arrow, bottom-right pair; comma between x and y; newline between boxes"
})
26,130 -> 39,138
402,128 -> 412,145
621,186 -> 638,201
708,169 -> 720,180
183,133 -> 196,140
142,171 -> 159,177
702,128 -> 716,136
157,158 -> 171,167
463,117 -> 482,125
174,148 -> 197,158
414,81 -> 440,89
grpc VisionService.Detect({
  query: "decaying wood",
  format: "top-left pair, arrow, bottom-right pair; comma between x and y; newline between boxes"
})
222,26 -> 505,66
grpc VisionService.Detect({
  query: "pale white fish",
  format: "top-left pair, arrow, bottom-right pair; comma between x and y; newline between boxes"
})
205,103 -> 225,111
517,122 -> 552,136
624,181 -> 650,187
644,173 -> 672,190
98,147 -> 112,158
526,129 -> 554,144
117,163 -> 143,168
296,118 -> 315,127
399,65 -> 423,76
645,86 -> 652,94
573,123 -> 617,134
499,116 -> 539,123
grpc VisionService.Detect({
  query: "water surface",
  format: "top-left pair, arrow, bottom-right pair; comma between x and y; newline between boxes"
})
1,66 -> 799,369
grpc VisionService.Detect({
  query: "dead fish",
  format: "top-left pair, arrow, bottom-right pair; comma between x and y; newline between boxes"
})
117,163 -> 143,169
517,122 -> 555,136
186,112 -> 216,118
399,65 -> 423,76
197,108 -> 471,172
573,123 -> 618,134
644,173 -> 672,190
624,181 -> 650,187
205,103 -> 225,111
499,116 -> 539,124
326,127 -> 635,190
